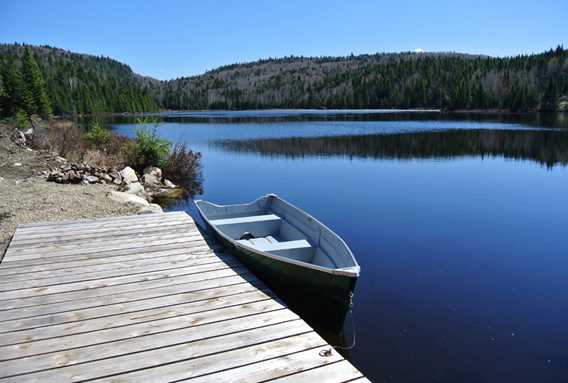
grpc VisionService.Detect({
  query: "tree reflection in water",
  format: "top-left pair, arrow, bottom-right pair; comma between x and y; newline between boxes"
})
215,129 -> 568,169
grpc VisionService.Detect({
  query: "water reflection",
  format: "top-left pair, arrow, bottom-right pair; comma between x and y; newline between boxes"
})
104,110 -> 568,129
215,129 -> 568,168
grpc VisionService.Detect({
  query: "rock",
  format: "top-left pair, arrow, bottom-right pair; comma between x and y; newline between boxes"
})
142,173 -> 161,187
137,203 -> 164,214
163,179 -> 176,189
13,131 -> 26,146
109,171 -> 123,185
47,171 -> 61,182
120,166 -> 138,184
23,128 -> 34,138
108,191 -> 149,207
68,170 -> 81,183
143,166 -> 162,179
153,188 -> 188,200
85,175 -> 99,184
125,182 -> 145,196
100,173 -> 113,182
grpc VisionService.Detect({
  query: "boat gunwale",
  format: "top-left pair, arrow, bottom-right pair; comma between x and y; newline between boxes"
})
195,194 -> 360,278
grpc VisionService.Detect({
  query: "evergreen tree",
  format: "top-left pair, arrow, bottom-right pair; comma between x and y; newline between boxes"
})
2,61 -> 34,116
0,74 -> 6,116
21,47 -> 52,117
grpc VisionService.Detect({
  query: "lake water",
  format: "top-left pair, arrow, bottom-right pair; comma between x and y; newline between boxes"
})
111,111 -> 568,383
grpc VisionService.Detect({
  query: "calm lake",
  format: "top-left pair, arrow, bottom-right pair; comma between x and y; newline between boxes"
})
111,110 -> 568,383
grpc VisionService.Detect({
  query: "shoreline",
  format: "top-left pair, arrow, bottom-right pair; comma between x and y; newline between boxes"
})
60,108 -> 566,120
0,120 -> 187,258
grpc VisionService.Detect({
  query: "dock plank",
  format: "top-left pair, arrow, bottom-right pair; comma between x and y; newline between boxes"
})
0,212 -> 367,382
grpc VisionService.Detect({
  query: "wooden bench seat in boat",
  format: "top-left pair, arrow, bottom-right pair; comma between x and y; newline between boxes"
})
237,237 -> 313,262
209,214 -> 282,238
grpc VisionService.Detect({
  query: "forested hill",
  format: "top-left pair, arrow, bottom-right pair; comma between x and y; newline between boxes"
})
0,44 -> 159,115
1,43 -> 567,116
160,47 -> 568,112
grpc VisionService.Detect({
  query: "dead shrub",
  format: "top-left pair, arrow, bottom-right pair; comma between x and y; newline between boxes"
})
31,120 -> 132,168
162,143 -> 203,195
32,120 -> 86,159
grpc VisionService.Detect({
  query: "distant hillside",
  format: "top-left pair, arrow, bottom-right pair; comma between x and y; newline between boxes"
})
1,43 -> 567,115
0,44 -> 159,115
160,48 -> 568,112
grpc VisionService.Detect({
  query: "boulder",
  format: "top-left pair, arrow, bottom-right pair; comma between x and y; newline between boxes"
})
120,166 -> 138,184
47,171 -> 62,182
68,170 -> 82,183
125,182 -> 145,196
142,173 -> 161,188
85,175 -> 99,184
13,131 -> 26,146
143,166 -> 162,179
137,203 -> 164,214
153,187 -> 188,200
163,179 -> 177,189
23,127 -> 34,139
142,167 -> 163,188
109,171 -> 123,185
108,191 -> 149,207
100,173 -> 113,183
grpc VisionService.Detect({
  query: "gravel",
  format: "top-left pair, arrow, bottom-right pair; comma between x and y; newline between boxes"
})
0,179 -> 138,258
0,123 -> 138,258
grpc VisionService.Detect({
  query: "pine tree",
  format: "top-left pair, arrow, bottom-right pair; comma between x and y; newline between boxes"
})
0,73 -> 6,117
21,47 -> 52,117
2,61 -> 34,116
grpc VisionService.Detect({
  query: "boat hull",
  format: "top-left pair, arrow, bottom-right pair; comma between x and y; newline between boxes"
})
205,220 -> 358,327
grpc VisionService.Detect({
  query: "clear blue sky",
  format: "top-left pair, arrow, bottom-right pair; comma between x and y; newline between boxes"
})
1,0 -> 565,80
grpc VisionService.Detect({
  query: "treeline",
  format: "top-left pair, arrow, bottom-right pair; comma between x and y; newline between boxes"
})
0,44 -> 158,117
1,43 -> 567,117
160,47 -> 568,112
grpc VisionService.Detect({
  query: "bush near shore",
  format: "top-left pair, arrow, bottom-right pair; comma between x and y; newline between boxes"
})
20,116 -> 203,196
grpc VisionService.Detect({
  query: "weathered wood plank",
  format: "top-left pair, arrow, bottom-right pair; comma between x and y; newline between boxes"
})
184,345 -> 343,383
0,251 -> 222,281
0,212 -> 367,382
0,260 -> 238,300
5,229 -> 205,258
0,279 -> 262,333
269,360 -> 363,382
0,256 -> 238,291
9,221 -> 199,248
0,240 -> 216,268
0,313 -> 305,379
0,299 -> 286,360
15,211 -> 186,229
12,215 -> 195,238
98,333 -> 332,383
0,267 -> 251,319
12,214 -> 193,238
0,288 -> 272,345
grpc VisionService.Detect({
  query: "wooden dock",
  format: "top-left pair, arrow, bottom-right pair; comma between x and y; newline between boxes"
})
0,211 -> 368,382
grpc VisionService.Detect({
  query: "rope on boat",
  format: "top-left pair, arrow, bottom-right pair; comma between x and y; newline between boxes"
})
319,292 -> 357,357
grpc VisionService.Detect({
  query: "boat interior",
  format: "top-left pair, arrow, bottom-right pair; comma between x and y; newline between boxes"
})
197,195 -> 358,271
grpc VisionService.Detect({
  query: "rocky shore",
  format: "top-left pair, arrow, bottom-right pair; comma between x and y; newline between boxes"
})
0,122 -> 187,257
